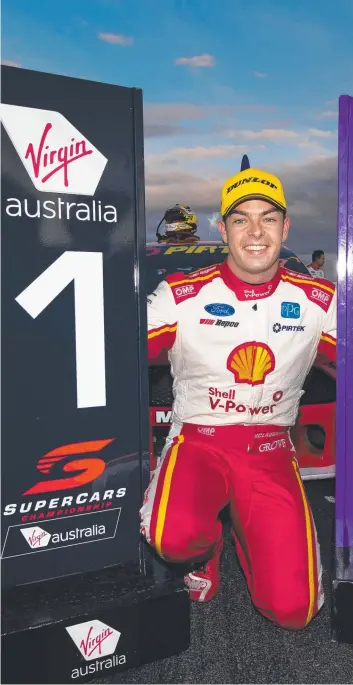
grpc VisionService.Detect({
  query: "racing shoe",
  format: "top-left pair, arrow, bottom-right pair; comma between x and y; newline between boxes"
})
184,537 -> 223,602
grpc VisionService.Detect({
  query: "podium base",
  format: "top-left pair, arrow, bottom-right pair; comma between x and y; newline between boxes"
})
1,563 -> 190,684
332,578 -> 353,644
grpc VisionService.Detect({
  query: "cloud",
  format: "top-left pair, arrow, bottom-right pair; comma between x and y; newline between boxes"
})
144,103 -> 209,124
223,127 -> 336,153
147,144 -> 253,165
226,127 -> 336,143
144,124 -> 190,138
279,155 -> 337,253
143,102 -> 276,128
145,144 -> 254,211
98,32 -> 133,45
143,104 -> 209,138
228,128 -> 303,142
254,71 -> 268,78
318,110 -> 338,119
146,169 -> 220,210
1,59 -> 21,67
308,127 -> 336,138
175,54 -> 215,68
142,102 -> 275,138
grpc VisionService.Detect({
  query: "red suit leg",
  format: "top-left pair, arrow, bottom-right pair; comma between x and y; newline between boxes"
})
140,425 -> 228,563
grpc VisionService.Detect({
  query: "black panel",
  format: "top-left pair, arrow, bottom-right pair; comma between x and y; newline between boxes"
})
1,566 -> 189,684
332,578 -> 353,644
300,366 -> 336,405
1,65 -> 190,684
1,65 -> 149,587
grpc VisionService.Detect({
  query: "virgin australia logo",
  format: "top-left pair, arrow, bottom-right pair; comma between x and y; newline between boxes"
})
66,619 -> 121,661
20,526 -> 51,548
1,104 -> 107,195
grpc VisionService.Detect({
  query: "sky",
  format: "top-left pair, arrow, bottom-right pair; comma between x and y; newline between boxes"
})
2,0 -> 353,278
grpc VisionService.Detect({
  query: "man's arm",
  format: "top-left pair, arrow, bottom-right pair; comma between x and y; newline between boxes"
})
318,289 -> 337,363
147,280 -> 178,359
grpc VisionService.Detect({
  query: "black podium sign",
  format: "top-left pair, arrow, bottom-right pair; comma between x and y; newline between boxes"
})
1,67 -> 189,685
1,65 -> 149,587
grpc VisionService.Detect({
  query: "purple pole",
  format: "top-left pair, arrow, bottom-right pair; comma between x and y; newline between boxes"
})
332,94 -> 353,642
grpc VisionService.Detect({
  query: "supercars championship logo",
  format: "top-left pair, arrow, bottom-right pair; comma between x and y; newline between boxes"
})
1,104 -> 118,223
2,439 -> 126,523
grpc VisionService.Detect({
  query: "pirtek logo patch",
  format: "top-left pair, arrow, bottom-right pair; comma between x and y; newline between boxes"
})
227,177 -> 278,194
273,323 -> 305,333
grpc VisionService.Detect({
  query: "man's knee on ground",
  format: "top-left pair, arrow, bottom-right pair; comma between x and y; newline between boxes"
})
256,596 -> 321,631
152,522 -> 216,563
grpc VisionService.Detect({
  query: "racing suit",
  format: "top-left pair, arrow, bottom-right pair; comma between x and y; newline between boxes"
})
140,260 -> 336,629
307,265 -> 325,278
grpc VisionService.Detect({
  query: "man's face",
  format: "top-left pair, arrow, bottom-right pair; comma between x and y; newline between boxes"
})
218,199 -> 290,276
316,253 -> 325,267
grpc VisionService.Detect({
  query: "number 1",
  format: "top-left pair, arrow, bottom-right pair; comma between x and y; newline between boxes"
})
15,251 -> 106,409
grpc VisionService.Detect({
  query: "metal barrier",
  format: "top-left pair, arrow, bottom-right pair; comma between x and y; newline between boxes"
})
332,93 -> 353,643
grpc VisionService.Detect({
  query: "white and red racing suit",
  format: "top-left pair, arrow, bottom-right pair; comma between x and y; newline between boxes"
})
140,260 -> 336,629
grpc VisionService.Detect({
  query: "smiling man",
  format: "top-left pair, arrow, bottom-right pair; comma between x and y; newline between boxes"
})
218,170 -> 290,283
140,167 -> 337,631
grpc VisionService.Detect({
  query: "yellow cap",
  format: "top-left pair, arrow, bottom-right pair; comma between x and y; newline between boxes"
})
221,168 -> 287,217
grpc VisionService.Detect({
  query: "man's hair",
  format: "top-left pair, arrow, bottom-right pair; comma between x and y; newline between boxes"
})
312,249 -> 324,262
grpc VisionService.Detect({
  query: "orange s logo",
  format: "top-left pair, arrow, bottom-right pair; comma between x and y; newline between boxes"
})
23,439 -> 114,495
227,342 -> 275,385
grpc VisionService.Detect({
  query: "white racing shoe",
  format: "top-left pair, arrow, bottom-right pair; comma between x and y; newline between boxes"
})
184,538 -> 223,602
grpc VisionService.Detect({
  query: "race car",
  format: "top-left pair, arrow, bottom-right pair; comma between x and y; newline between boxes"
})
146,240 -> 336,480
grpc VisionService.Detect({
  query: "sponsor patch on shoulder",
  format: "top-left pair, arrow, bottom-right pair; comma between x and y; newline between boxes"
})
282,272 -> 334,312
188,265 -> 219,278
171,283 -> 196,300
286,268 -> 313,279
308,286 -> 333,311
166,266 -> 220,303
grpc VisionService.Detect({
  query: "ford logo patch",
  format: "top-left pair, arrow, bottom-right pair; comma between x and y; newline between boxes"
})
204,303 -> 235,317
